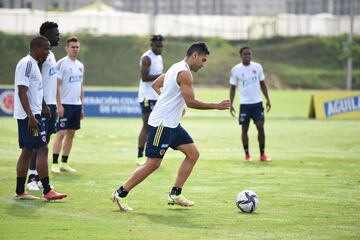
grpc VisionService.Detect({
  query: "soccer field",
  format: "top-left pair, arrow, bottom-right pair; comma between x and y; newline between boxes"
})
0,89 -> 359,240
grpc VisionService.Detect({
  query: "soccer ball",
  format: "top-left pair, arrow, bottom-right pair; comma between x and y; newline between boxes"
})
236,190 -> 259,213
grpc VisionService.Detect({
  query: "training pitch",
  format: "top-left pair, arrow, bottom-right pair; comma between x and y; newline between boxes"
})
0,89 -> 359,240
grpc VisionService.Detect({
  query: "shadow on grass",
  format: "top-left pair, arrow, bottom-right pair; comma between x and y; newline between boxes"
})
128,210 -> 204,229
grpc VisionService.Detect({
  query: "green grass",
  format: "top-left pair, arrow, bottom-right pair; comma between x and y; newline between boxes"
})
0,89 -> 359,239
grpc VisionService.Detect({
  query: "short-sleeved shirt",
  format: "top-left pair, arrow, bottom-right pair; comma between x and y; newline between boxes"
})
56,56 -> 84,105
148,60 -> 188,128
229,61 -> 265,104
138,50 -> 163,102
13,54 -> 43,119
42,51 -> 57,105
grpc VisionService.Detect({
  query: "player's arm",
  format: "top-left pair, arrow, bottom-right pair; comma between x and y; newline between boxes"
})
152,74 -> 165,95
178,71 -> 229,110
141,56 -> 161,82
80,83 -> 84,119
18,85 -> 39,135
229,85 -> 236,117
260,81 -> 271,112
56,78 -> 64,117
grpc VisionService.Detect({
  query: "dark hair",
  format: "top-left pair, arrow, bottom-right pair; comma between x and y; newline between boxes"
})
67,36 -> 79,45
239,46 -> 251,54
30,35 -> 49,50
186,42 -> 210,57
150,34 -> 163,42
39,21 -> 58,35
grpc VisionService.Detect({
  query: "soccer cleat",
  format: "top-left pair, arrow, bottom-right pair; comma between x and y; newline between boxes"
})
168,194 -> 194,207
43,190 -> 67,201
245,154 -> 252,162
260,154 -> 271,162
13,192 -> 40,200
111,191 -> 133,212
60,163 -> 77,172
27,180 -> 40,191
51,164 -> 61,173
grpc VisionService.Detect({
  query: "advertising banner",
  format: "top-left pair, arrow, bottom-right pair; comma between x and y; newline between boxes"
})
0,88 -> 141,118
309,91 -> 360,119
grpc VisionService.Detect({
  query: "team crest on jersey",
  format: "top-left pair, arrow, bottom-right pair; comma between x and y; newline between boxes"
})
0,90 -> 14,114
252,69 -> 257,74
159,149 -> 167,156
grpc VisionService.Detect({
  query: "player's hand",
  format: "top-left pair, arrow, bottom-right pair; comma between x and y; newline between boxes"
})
80,108 -> 84,120
41,105 -> 51,118
230,105 -> 236,117
56,104 -> 64,118
28,115 -> 40,136
216,100 -> 230,110
266,101 -> 271,112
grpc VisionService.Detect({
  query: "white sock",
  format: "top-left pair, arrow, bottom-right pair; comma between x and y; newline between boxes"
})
28,170 -> 38,176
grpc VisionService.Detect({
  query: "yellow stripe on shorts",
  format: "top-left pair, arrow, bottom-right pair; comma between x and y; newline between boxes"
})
153,124 -> 164,147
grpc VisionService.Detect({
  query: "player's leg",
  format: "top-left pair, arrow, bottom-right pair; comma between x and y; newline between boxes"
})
14,118 -> 39,200
239,104 -> 251,161
59,129 -> 76,172
112,124 -> 167,211
51,130 -> 65,173
167,125 -> 196,207
253,102 -> 270,161
137,111 -> 150,165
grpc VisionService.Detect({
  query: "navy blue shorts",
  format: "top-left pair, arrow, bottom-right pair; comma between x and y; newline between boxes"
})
139,99 -> 157,114
239,102 -> 264,125
42,104 -> 57,136
145,124 -> 194,159
56,104 -> 82,131
17,114 -> 47,149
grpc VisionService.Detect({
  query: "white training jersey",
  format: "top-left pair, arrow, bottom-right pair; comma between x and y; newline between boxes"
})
42,50 -> 57,105
138,50 -> 163,102
229,61 -> 265,104
56,56 -> 84,105
13,54 -> 43,119
148,60 -> 188,128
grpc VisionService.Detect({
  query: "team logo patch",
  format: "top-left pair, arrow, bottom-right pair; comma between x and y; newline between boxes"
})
252,69 -> 257,74
159,149 -> 166,156
0,90 -> 14,115
60,122 -> 66,128
42,136 -> 47,142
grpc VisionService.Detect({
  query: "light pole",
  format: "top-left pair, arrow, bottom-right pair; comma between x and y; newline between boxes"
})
346,0 -> 354,90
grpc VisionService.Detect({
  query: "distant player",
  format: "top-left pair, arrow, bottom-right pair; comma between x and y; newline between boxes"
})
136,34 -> 164,165
111,42 -> 230,212
229,46 -> 271,162
13,36 -> 66,201
51,37 -> 84,173
27,21 -> 60,191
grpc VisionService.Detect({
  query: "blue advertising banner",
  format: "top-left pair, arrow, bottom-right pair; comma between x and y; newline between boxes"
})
0,88 -> 141,118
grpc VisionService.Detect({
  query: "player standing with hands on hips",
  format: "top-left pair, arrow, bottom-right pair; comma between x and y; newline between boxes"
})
229,46 -> 271,162
111,42 -> 230,212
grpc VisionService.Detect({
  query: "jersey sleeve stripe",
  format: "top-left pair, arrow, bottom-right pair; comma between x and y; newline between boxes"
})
25,61 -> 32,77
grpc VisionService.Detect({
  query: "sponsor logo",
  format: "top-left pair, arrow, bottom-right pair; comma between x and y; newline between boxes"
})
324,96 -> 360,117
161,144 -> 169,148
0,90 -> 14,114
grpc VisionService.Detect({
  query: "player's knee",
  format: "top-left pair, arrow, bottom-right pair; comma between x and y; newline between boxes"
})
188,149 -> 200,162
37,145 -> 48,156
146,159 -> 161,171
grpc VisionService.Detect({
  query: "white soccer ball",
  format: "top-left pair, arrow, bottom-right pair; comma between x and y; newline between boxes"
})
236,190 -> 259,213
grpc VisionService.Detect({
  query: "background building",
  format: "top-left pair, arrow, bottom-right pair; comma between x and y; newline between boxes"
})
0,0 -> 359,15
